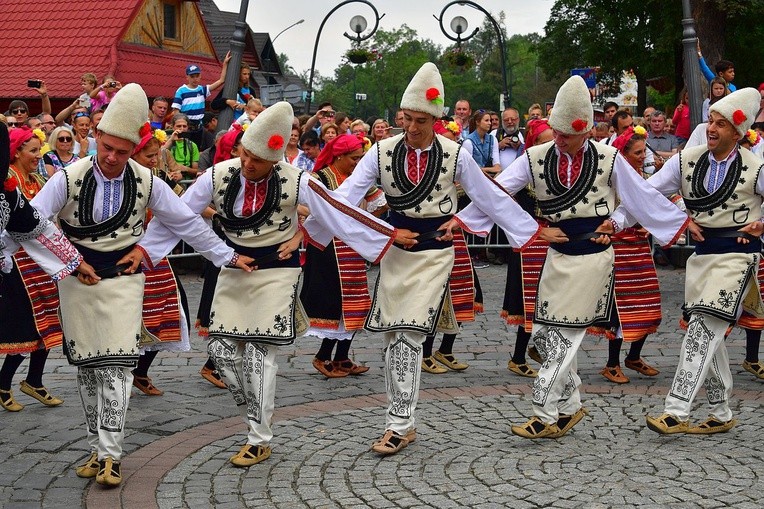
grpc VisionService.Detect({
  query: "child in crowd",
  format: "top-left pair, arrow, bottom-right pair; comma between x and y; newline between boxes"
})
89,75 -> 122,111
171,53 -> 231,130
78,73 -> 98,112
231,98 -> 264,129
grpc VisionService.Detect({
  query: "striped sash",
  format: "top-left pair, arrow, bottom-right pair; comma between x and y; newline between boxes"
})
738,257 -> 764,330
335,239 -> 372,331
519,238 -> 550,331
15,248 -> 63,350
450,231 -> 476,323
142,258 -> 181,342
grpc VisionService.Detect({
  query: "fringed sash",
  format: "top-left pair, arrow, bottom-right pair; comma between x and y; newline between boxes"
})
334,239 -> 372,330
142,257 -> 181,343
16,248 -> 63,349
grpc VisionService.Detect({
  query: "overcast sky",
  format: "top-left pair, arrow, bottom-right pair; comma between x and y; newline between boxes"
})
213,0 -> 553,77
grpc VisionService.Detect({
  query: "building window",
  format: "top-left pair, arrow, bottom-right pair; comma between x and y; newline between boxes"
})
163,2 -> 178,40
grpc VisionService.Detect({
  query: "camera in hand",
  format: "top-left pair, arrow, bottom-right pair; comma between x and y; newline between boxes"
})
509,135 -> 520,144
108,82 -> 118,88
27,79 -> 42,89
178,131 -> 191,139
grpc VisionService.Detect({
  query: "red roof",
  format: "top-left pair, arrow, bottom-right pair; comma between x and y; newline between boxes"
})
0,0 -> 221,101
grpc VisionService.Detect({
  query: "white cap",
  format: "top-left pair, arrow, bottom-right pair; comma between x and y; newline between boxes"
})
709,87 -> 761,137
548,75 -> 593,135
400,62 -> 445,118
241,102 -> 293,161
97,83 -> 149,145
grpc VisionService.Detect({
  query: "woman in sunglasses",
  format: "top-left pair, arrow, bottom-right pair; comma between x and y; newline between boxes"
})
43,126 -> 79,175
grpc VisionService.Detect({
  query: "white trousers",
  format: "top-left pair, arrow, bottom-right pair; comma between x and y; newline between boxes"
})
208,337 -> 278,446
664,313 -> 733,422
530,326 -> 584,424
384,331 -> 425,435
77,366 -> 133,461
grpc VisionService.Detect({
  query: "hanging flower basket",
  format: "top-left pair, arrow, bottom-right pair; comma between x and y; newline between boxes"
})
444,49 -> 474,69
346,47 -> 374,65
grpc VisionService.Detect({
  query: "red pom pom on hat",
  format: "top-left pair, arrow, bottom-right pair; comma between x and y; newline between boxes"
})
139,122 -> 152,138
4,176 -> 18,192
732,109 -> 747,125
425,88 -> 440,101
267,134 -> 284,150
571,118 -> 588,132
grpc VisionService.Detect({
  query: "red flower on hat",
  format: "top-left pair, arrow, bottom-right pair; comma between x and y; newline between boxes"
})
571,118 -> 587,132
3,176 -> 18,192
732,109 -> 747,125
426,88 -> 440,101
268,134 -> 284,150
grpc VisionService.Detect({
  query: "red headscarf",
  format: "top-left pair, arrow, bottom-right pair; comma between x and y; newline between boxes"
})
313,133 -> 364,171
611,126 -> 643,153
9,127 -> 36,161
522,119 -> 551,151
133,123 -> 154,155
214,125 -> 244,165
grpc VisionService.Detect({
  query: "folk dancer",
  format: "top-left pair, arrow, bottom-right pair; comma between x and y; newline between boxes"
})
304,63 -> 541,454
28,84 -> 253,486
142,102 -> 417,467
453,76 -> 689,439
644,88 -> 764,434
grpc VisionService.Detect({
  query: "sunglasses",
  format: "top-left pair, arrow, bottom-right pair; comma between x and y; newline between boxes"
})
11,108 -> 27,114
7,122 -> 21,127
58,136 -> 73,142
73,112 -> 90,120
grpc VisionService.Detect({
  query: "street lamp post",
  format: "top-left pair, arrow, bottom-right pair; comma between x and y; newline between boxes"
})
305,0 -> 384,114
681,0 -> 702,131
434,1 -> 510,108
272,19 -> 305,45
217,0 -> 250,131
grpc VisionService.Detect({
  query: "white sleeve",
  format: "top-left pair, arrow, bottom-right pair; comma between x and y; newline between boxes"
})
299,173 -> 395,263
490,133 -> 500,166
611,153 -> 688,246
686,123 -> 707,148
302,144 -> 381,247
455,152 -> 535,241
453,149 -> 539,248
29,170 -> 69,220
139,174 -> 234,267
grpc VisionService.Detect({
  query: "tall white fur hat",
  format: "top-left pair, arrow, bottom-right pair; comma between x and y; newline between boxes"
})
548,75 -> 593,135
241,101 -> 293,161
709,87 -> 760,137
97,83 -> 149,145
400,62 -> 445,118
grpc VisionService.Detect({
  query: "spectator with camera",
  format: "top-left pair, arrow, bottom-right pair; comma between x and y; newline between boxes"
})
162,113 -> 199,180
89,75 -> 122,111
303,102 -> 336,136
496,107 -> 525,168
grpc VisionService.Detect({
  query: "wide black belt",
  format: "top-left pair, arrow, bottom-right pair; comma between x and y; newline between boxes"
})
225,240 -> 300,269
387,211 -> 452,252
548,217 -> 612,256
695,227 -> 761,255
72,244 -> 142,278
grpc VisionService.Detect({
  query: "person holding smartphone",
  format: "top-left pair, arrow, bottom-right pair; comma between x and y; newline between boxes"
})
162,113 -> 199,180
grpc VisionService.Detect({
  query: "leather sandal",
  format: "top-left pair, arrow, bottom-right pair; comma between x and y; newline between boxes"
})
370,430 -> 410,455
742,360 -> 764,380
131,373 -> 163,396
600,365 -> 629,384
507,360 -> 538,378
334,360 -> 370,376
0,388 -> 24,412
311,358 -> 348,378
510,416 -> 561,439
548,407 -> 589,438
433,350 -> 469,370
96,457 -> 122,487
687,416 -> 737,435
19,381 -> 63,406
624,358 -> 660,376
645,413 -> 689,434
527,346 -> 543,364
421,357 -> 448,374
75,452 -> 100,478
200,366 -> 227,388
230,444 -> 271,467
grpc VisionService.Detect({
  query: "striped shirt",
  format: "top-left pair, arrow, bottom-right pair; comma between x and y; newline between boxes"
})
172,84 -> 210,122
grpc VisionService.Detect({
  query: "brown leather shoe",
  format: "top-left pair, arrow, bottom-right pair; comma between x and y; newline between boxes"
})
312,358 -> 348,378
75,452 -> 100,478
371,430 -> 410,455
132,373 -> 163,396
510,417 -> 561,439
334,360 -> 370,375
200,366 -> 227,389
19,381 -> 63,406
601,365 -> 629,384
95,457 -> 122,487
624,358 -> 659,376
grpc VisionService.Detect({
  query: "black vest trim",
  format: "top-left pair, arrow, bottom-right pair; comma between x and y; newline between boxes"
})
683,151 -> 744,213
59,163 -> 142,240
217,166 -> 282,234
384,137 -> 444,210
538,141 -> 603,216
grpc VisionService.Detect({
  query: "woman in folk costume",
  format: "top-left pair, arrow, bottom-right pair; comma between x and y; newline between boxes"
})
29,83 -> 252,486
500,119 -> 553,378
141,101 -> 416,467
195,127 -> 245,389
302,133 -> 386,378
0,127 -> 66,411
454,75 -> 689,439
129,125 -> 192,396
641,88 -> 764,435
303,63 -> 541,455
421,119 -> 482,374
596,125 -> 663,384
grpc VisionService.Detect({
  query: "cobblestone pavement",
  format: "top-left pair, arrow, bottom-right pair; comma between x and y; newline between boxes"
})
1,264 -> 763,508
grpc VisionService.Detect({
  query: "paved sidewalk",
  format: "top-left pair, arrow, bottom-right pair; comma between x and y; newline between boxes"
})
1,264 -> 762,508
